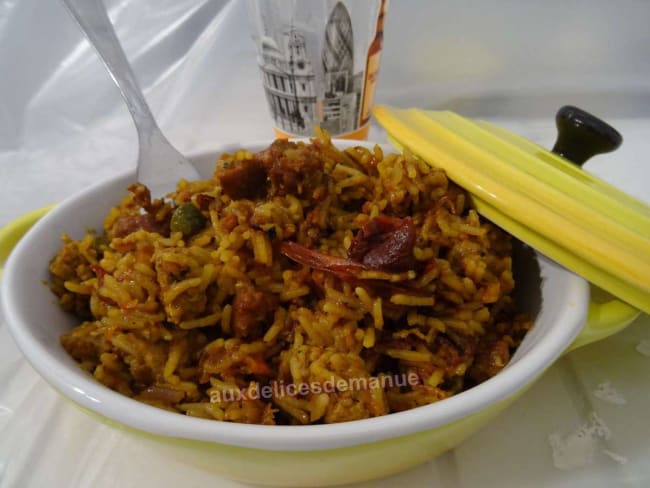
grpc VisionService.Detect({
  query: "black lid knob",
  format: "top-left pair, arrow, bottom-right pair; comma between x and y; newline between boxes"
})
551,105 -> 623,166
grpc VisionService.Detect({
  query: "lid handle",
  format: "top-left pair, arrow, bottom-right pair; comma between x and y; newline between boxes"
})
551,105 -> 623,166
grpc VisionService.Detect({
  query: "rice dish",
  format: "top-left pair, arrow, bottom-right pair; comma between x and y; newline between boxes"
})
50,132 -> 532,425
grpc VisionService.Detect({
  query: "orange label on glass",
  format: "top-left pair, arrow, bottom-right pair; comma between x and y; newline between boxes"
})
360,51 -> 381,126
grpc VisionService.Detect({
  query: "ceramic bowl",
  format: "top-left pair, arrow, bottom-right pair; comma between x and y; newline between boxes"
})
0,140 -> 640,486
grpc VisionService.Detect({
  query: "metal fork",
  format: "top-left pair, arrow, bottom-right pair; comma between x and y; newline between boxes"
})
60,0 -> 200,197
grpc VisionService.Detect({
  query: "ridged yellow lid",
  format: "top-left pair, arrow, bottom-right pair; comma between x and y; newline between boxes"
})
373,105 -> 650,314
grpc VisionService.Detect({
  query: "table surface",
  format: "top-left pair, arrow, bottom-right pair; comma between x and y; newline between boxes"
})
1,1 -> 649,487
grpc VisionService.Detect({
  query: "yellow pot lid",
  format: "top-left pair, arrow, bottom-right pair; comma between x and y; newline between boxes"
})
373,105 -> 650,314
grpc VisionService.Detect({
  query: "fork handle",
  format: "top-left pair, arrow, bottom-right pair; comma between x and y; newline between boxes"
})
60,0 -> 158,134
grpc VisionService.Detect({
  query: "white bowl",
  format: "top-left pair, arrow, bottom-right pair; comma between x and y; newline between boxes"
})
0,140 -> 640,486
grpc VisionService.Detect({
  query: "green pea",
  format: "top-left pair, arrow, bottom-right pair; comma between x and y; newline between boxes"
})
94,235 -> 110,251
170,202 -> 206,237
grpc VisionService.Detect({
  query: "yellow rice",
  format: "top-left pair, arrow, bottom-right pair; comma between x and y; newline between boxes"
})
50,132 -> 532,425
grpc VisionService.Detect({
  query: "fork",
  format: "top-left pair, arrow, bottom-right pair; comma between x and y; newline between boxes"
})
60,0 -> 200,197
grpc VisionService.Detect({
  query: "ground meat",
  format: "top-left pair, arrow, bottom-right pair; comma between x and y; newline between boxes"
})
216,159 -> 268,200
255,140 -> 325,197
194,193 -> 216,211
348,216 -> 417,272
254,139 -> 296,167
199,338 -> 271,382
112,214 -> 169,238
127,182 -> 153,210
468,335 -> 511,384
60,321 -> 107,362
433,334 -> 477,378
231,286 -> 278,339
